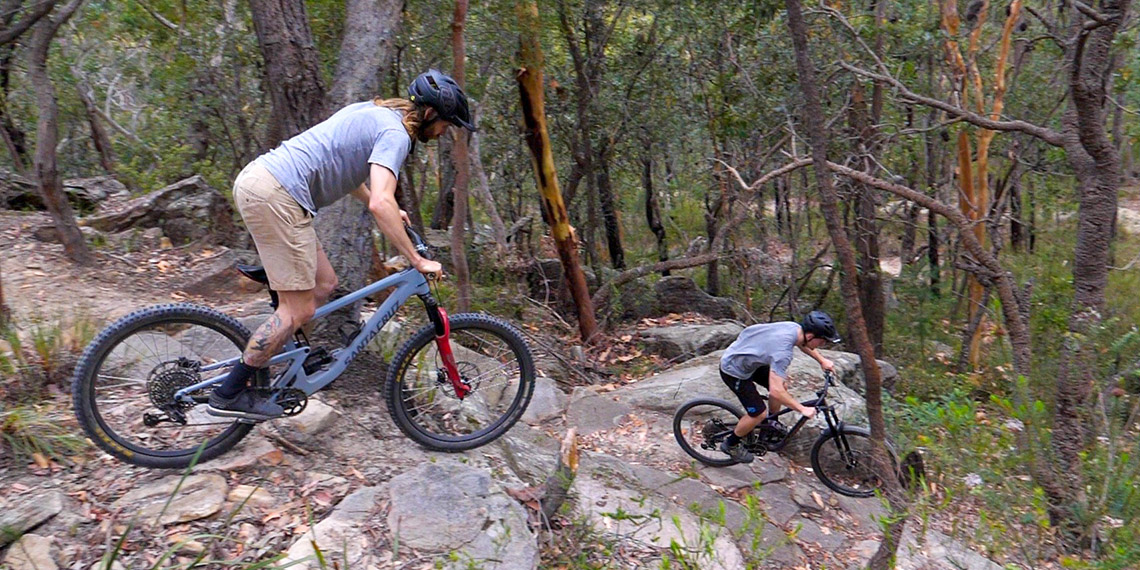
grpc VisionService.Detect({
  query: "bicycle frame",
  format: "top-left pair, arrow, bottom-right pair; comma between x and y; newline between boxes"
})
173,267 -> 439,404
752,372 -> 844,453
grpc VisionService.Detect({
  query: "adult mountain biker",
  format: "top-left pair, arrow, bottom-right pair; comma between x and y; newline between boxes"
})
717,310 -> 841,463
207,69 -> 476,420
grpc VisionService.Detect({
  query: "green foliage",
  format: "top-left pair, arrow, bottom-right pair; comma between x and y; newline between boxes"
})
0,405 -> 87,463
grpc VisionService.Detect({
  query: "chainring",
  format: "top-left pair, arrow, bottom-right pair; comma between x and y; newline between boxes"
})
275,388 -> 308,416
147,358 -> 203,410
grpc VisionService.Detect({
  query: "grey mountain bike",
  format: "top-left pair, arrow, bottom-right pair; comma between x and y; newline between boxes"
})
73,227 -> 535,469
672,371 -> 896,498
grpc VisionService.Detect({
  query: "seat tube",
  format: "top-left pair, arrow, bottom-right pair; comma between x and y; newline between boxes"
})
419,294 -> 469,399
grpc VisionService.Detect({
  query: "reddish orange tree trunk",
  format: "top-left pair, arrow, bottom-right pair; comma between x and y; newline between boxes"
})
516,0 -> 597,341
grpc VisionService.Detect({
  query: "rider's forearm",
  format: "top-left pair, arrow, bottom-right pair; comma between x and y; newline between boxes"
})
800,345 -> 826,365
369,195 -> 423,265
770,386 -> 810,415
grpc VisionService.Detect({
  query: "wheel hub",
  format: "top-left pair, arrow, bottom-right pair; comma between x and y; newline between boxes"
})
435,361 -> 480,399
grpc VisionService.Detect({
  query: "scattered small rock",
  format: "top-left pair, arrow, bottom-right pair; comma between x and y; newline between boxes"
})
2,534 -> 58,570
110,473 -> 228,525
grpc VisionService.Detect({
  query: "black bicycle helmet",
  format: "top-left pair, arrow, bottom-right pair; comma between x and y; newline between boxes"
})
408,69 -> 476,131
801,310 -> 841,343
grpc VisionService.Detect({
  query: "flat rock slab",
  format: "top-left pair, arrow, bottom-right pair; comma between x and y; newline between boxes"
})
893,525 -> 1004,570
789,516 -> 845,551
111,473 -> 228,525
0,490 -> 64,547
282,486 -> 383,569
576,452 -> 803,568
197,435 -> 280,472
521,376 -> 569,425
566,388 -> 633,436
2,534 -> 57,570
387,461 -> 538,570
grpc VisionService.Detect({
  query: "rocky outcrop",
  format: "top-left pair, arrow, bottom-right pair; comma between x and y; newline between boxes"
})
83,176 -> 239,246
638,321 -> 744,361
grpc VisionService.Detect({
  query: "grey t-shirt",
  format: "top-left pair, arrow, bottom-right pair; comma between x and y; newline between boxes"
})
720,322 -> 801,379
256,102 -> 411,214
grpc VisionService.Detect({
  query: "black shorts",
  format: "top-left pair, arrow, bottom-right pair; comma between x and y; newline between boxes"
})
720,365 -> 770,417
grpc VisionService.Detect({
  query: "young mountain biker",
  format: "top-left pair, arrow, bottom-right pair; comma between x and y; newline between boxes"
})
207,69 -> 475,420
718,310 -> 841,463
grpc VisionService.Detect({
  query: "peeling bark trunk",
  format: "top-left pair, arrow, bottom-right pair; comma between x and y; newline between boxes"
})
848,81 -> 885,353
29,0 -> 90,265
517,0 -> 597,341
329,0 -> 402,105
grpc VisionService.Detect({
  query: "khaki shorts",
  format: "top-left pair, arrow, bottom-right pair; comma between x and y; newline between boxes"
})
233,163 -> 316,291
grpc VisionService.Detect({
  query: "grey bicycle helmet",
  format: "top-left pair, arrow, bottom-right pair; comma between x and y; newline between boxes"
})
801,310 -> 841,343
408,69 -> 476,131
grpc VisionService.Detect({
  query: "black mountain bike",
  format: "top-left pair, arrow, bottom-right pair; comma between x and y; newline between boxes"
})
672,371 -> 896,498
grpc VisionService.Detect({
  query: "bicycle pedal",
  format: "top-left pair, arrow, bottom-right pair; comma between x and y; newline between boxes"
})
303,347 -> 334,374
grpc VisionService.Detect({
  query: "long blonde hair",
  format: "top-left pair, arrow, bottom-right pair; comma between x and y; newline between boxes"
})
373,98 -> 423,140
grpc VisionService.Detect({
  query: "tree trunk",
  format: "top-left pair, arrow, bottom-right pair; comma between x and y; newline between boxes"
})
449,0 -> 472,312
595,142 -> 624,269
247,0 -> 327,147
0,38 -> 28,174
77,80 -> 115,175
431,134 -> 456,230
0,263 -> 9,326
29,0 -> 90,265
468,131 -> 508,251
328,0 -> 402,105
314,0 -> 404,338
782,3 -> 905,568
1048,0 -> 1132,544
516,0 -> 597,342
642,150 -> 668,275
848,81 -> 885,353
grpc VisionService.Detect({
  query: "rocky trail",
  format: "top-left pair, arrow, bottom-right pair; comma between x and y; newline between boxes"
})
0,196 -> 1029,569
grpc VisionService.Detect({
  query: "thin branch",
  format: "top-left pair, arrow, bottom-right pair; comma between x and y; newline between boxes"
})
133,0 -> 178,31
0,0 -> 55,46
839,62 -> 1066,146
1073,0 -> 1110,25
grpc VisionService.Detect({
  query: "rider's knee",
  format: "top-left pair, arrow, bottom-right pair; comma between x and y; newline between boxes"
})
315,276 -> 337,303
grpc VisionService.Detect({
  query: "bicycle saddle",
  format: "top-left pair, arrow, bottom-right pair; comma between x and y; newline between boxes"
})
236,264 -> 270,285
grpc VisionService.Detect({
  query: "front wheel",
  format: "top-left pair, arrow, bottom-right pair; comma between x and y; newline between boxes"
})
672,398 -> 744,467
385,313 -> 535,451
72,304 -> 257,469
810,426 -> 897,498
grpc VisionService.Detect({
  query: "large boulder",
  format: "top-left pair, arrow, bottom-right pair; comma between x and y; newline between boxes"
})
653,276 -> 740,320
83,175 -> 239,246
387,461 -> 539,569
638,322 -> 744,361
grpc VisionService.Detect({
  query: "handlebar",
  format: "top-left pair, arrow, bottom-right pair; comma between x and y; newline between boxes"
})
405,224 -> 432,260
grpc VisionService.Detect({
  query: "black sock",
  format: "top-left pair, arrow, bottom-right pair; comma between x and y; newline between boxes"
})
214,360 -> 258,398
725,433 -> 742,446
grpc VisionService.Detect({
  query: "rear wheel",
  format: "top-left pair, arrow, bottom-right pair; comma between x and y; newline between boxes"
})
672,398 -> 744,467
72,304 -> 257,469
810,426 -> 896,498
385,313 -> 535,451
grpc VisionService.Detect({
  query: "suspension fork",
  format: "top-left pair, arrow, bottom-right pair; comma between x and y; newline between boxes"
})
421,293 -> 470,399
